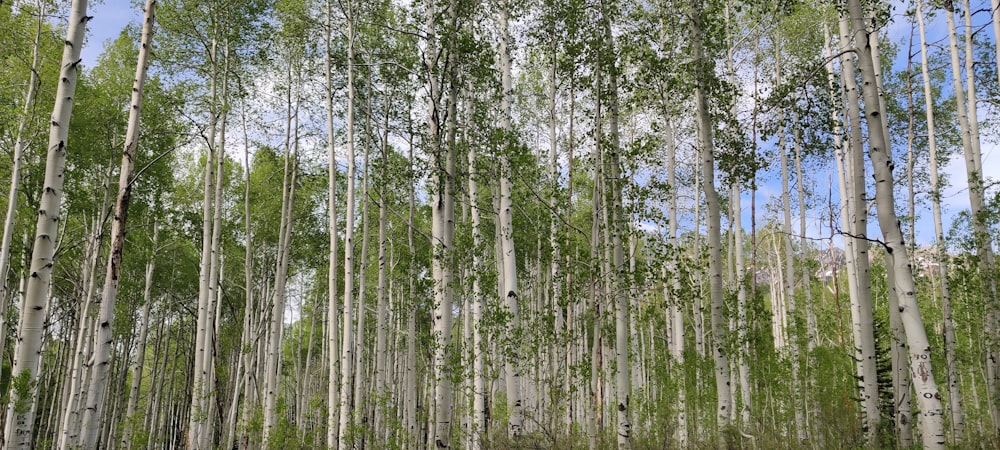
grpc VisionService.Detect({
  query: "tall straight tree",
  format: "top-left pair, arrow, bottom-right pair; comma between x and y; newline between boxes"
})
837,14 -> 880,441
596,0 -> 630,446
916,0 -> 963,440
3,1 -> 90,447
944,1 -> 1000,431
495,0 -> 524,438
425,0 -> 457,442
690,0 -> 732,433
78,0 -> 157,446
325,0 -> 341,444
337,0 -> 359,444
846,0 -> 945,447
0,0 -> 44,361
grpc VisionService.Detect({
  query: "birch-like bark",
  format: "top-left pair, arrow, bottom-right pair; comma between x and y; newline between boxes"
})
78,2 -> 156,445
373,98 -> 390,438
778,100 -> 805,443
0,1 -> 44,362
661,115 -> 687,446
916,1 -> 963,439
325,0 -> 341,444
597,4 -> 630,445
337,6 -> 358,445
547,39 -> 564,433
187,30 -> 220,448
263,73 -> 298,445
3,1 -> 89,447
848,1 -> 946,446
496,4 -> 524,438
959,0 -> 1000,429
468,114 -> 486,450
837,15 -> 880,441
691,2 -> 732,430
404,111 -> 418,446
122,222 -> 157,450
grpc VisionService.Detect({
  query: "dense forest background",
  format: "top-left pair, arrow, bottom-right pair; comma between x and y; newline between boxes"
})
1,0 -> 999,448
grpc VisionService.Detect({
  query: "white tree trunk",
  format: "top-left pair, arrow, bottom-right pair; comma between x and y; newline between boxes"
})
123,223 -> 157,450
337,10 -> 358,447
598,7 -> 631,445
468,104 -> 486,450
662,115 -> 687,446
78,2 -> 156,445
325,0 -> 341,445
263,78 -> 298,445
692,4 -> 732,430
3,1 -> 89,447
496,7 -> 524,439
187,31 -> 220,448
373,105 -> 390,439
916,1 -> 963,440
958,1 -> 1000,430
837,15 -> 880,441
847,1 -> 946,446
0,1 -> 44,362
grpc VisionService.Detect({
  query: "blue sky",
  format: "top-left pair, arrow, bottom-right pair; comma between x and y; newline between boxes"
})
79,0 -> 137,68
78,0 -> 999,248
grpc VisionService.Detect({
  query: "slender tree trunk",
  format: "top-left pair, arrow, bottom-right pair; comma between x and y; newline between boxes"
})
404,109 -> 418,447
691,2 -> 732,432
122,221 -> 158,450
78,2 -> 156,445
661,114 -> 687,446
373,96 -> 390,440
778,97 -> 805,443
596,4 -> 630,446
263,73 -> 299,445
847,1 -> 946,446
0,1 -> 44,362
916,1 -> 963,440
958,1 -> 1000,431
3,1 -> 89,447
352,109 -> 372,435
337,7 -> 358,446
187,29 -> 220,448
495,6 -> 523,439
468,92 -> 487,450
837,15 -> 881,441
325,0 -> 341,444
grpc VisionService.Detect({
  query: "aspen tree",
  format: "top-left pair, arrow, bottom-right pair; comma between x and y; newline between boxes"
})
691,0 -> 733,432
776,61 -> 805,441
337,1 -> 358,443
352,100 -> 372,431
837,15 -> 880,441
916,0 -> 963,439
468,108 -> 487,450
722,6 -> 750,425
496,2 -> 524,438
373,94 -> 390,439
596,1 -> 630,445
847,0 -> 945,446
325,0 -> 341,443
662,115 -> 687,446
263,66 -> 299,444
404,117 -> 418,446
122,222 -> 158,450
188,28 -> 221,448
78,1 -> 157,445
866,20 -> 914,445
946,0 -> 1000,430
424,0 -> 457,445
3,0 -> 90,446
0,1 -> 44,361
